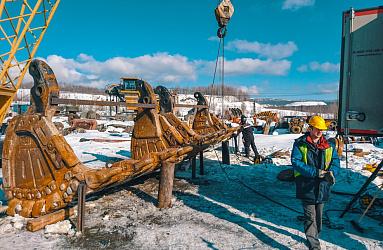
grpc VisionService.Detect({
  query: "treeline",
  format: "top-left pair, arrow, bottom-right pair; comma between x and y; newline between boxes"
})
21,82 -> 106,95
21,82 -> 249,100
170,84 -> 249,101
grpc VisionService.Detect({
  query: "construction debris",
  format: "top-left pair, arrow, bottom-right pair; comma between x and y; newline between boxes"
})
70,119 -> 98,130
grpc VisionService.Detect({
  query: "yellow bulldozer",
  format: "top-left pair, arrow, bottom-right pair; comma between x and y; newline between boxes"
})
105,77 -> 141,110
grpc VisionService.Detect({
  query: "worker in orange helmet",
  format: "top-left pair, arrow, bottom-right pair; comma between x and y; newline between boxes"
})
291,115 -> 340,250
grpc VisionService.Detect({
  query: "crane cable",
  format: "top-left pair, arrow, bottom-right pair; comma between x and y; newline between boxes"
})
208,37 -> 223,110
208,34 -> 226,120
221,35 -> 225,121
209,0 -> 232,118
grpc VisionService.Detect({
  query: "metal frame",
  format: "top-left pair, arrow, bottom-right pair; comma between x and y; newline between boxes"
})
0,0 -> 60,123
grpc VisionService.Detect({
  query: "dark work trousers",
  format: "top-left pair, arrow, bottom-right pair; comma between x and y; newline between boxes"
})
302,202 -> 324,250
232,133 -> 239,154
243,139 -> 259,158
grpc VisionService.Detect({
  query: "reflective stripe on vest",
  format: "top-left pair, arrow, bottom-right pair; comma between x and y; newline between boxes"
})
294,144 -> 333,177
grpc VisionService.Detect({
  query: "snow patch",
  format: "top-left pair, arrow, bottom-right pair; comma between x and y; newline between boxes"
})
45,220 -> 75,235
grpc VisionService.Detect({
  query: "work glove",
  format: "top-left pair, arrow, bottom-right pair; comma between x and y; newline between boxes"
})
317,169 -> 328,178
324,171 -> 336,185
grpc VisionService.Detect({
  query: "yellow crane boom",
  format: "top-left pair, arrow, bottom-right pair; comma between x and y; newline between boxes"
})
0,0 -> 60,123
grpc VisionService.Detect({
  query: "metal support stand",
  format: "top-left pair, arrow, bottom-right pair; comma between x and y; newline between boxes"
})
191,156 -> 196,179
199,151 -> 204,175
222,140 -> 230,165
77,182 -> 87,233
340,159 -> 383,218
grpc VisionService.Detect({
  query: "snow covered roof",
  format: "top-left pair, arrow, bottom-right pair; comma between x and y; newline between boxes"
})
285,101 -> 327,107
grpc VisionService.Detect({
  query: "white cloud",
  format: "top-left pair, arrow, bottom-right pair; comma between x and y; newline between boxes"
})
225,58 -> 291,76
298,61 -> 340,73
208,36 -> 219,42
226,40 -> 298,59
37,53 -> 197,88
197,57 -> 291,76
316,82 -> 339,94
297,65 -> 308,72
239,85 -> 259,95
26,52 -> 291,89
282,0 -> 315,10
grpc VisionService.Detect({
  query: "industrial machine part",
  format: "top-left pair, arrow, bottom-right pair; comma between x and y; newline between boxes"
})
325,119 -> 337,131
105,83 -> 125,102
131,83 -> 237,160
1,60 -> 192,218
253,111 -> 279,135
215,0 -> 234,38
289,117 -> 306,134
105,77 -> 141,110
328,136 -> 344,157
154,85 -> 238,149
253,111 -> 278,123
0,0 -> 60,124
228,108 -> 242,123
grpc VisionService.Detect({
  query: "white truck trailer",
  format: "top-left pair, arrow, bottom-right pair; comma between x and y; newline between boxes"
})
339,6 -> 383,136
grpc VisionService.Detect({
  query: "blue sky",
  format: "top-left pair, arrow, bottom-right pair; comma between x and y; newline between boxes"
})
34,0 -> 382,100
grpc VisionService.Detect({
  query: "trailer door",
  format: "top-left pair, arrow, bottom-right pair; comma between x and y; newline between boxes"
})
339,7 -> 383,136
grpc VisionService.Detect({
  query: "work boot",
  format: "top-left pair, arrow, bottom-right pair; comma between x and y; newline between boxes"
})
254,155 -> 262,164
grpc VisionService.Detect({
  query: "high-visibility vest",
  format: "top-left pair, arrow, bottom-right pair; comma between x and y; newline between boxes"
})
294,144 -> 333,177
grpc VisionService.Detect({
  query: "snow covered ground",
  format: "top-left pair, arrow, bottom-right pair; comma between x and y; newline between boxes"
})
0,128 -> 382,249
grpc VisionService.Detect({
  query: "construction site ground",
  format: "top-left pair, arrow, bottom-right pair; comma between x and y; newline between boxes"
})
0,127 -> 383,249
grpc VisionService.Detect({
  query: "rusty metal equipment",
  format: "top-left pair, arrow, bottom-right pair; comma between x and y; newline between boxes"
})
1,59 -> 237,220
325,119 -> 337,131
1,59 -> 192,218
70,118 -> 98,130
328,136 -> 344,157
191,92 -> 232,136
253,111 -> 278,123
253,111 -> 279,135
131,84 -> 238,160
289,117 -> 306,134
227,108 -> 242,123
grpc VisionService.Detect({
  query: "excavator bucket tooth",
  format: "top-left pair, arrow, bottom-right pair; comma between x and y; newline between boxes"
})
131,81 -> 193,161
192,91 -> 239,142
154,86 -> 239,149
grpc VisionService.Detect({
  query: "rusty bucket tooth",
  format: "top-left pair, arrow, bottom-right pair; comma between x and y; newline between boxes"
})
192,91 -> 238,141
131,80 -> 190,162
154,86 -> 238,147
2,110 -> 87,217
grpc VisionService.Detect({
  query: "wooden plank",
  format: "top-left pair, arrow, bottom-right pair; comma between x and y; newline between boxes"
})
26,207 -> 74,232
